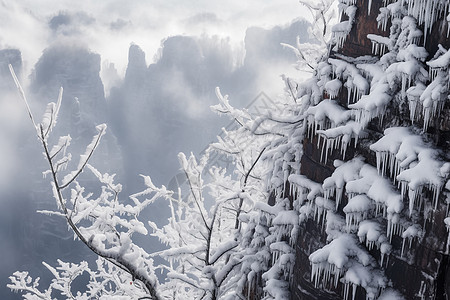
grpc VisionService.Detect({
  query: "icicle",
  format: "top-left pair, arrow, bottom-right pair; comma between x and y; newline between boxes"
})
400,181 -> 408,199
389,153 -> 397,180
324,264 -> 331,288
418,281 -> 427,300
347,85 -> 353,105
334,266 -> 341,288
408,187 -> 418,216
341,135 -> 349,159
317,132 -> 322,148
381,152 -> 388,176
387,214 -> 401,241
432,183 -> 441,210
375,202 -> 384,217
336,187 -> 344,210
409,98 -> 419,123
447,13 -> 450,37
445,217 -> 450,254
320,138 -> 326,163
307,117 -> 315,138
375,152 -> 382,175
344,282 -> 350,300
324,187 -> 335,201
346,213 -> 352,232
401,238 -> 406,257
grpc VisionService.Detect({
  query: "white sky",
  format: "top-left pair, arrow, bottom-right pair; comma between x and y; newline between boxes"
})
0,0 -> 308,77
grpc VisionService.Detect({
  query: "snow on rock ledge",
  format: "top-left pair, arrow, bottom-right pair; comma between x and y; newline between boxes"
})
309,234 -> 387,300
370,127 -> 450,216
332,2 -> 358,50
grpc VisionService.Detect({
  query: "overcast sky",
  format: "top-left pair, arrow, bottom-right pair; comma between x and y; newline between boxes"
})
0,0 -> 308,79
0,0 -> 314,195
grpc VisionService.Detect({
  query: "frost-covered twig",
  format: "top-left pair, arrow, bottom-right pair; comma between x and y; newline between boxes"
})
9,66 -> 163,300
8,258 -> 151,299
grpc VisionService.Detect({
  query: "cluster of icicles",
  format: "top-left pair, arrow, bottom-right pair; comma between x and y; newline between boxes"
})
370,127 -> 450,216
372,0 -> 450,40
370,0 -> 450,131
401,0 -> 450,40
288,156 -> 396,299
289,0 -> 450,298
289,128 -> 449,299
332,1 -> 357,49
306,1 -> 450,163
245,201 -> 299,300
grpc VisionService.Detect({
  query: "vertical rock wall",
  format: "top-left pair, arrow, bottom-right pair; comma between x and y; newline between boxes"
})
291,0 -> 450,299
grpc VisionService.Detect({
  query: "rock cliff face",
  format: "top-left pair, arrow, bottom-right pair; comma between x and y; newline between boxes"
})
290,0 -> 450,299
31,43 -> 107,131
30,43 -> 121,173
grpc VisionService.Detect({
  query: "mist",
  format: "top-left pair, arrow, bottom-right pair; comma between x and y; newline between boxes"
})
0,2 -> 315,298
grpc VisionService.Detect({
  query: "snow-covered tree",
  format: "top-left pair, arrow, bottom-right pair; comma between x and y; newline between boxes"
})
7,65 -> 163,300
5,66 -> 283,299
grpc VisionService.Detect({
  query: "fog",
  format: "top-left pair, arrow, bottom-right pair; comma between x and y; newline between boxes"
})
0,1 -> 315,298
0,0 -> 307,80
